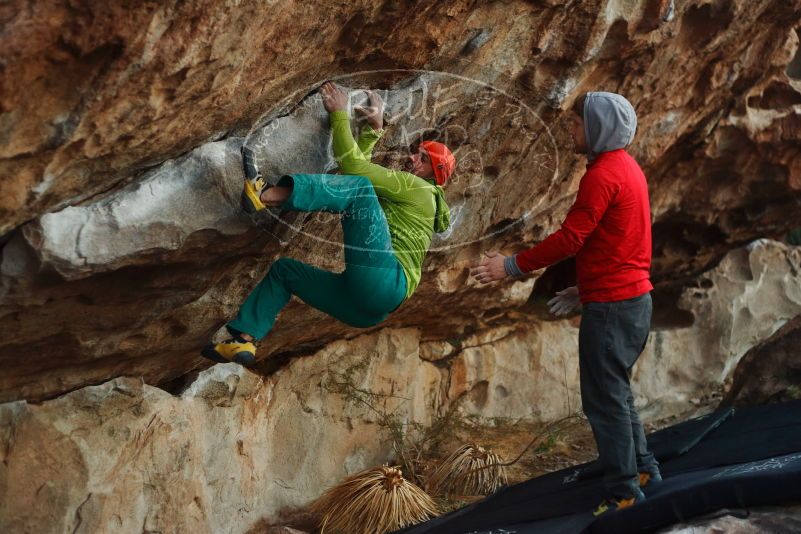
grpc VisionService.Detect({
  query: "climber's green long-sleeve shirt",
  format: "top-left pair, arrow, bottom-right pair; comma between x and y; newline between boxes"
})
329,110 -> 450,298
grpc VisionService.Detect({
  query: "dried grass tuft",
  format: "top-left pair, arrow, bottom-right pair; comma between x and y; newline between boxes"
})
311,465 -> 439,534
426,444 -> 508,496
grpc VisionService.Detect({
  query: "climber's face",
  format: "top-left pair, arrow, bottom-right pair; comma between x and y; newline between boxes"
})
409,147 -> 435,179
570,112 -> 588,154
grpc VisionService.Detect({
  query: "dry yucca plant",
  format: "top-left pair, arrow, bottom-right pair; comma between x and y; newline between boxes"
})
311,465 -> 439,534
426,444 -> 509,496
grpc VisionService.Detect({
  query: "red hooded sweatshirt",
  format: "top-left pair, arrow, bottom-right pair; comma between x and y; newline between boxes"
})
514,148 -> 652,303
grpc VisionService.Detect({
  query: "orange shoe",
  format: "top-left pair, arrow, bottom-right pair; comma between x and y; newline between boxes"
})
638,470 -> 662,489
592,487 -> 646,516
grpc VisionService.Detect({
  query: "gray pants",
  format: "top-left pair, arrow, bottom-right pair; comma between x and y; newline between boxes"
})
579,292 -> 659,498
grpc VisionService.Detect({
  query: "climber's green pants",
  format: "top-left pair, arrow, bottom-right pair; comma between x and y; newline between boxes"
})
227,174 -> 408,340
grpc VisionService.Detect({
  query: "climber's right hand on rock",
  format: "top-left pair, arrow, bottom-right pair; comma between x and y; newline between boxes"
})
355,90 -> 385,131
547,286 -> 580,316
320,81 -> 348,113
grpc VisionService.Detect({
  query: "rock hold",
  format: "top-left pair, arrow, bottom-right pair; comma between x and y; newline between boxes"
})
29,139 -> 251,279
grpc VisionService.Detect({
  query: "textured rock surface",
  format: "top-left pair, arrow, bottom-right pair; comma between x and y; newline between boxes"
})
637,240 -> 801,415
0,329 -> 440,533
445,240 -> 801,422
2,242 -> 799,531
2,0 -> 801,402
726,313 -> 801,406
658,506 -> 801,533
31,138 -> 250,279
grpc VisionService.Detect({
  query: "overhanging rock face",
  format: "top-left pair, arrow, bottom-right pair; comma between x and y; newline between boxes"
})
1,2 -> 801,409
4,1 -> 801,531
20,73 -> 560,280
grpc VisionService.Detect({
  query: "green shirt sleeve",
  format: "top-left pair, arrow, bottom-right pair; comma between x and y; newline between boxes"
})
356,123 -> 383,160
329,110 -> 421,204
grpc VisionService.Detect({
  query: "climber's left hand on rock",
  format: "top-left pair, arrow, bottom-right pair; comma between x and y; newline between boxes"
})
471,251 -> 508,284
320,81 -> 348,113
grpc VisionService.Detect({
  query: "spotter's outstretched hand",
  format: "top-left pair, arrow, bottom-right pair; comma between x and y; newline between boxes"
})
547,286 -> 580,316
471,251 -> 509,284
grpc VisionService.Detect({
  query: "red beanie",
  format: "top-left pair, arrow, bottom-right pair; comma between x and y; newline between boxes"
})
420,141 -> 456,186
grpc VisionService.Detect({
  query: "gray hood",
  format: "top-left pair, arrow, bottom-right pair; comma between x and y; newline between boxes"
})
583,92 -> 637,161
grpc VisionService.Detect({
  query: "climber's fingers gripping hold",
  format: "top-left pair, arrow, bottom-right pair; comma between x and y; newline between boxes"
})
355,90 -> 385,130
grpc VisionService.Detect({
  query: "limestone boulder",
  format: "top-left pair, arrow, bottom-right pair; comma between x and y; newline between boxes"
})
2,240 -> 800,530
726,314 -> 801,406
446,240 -> 801,422
0,328 -> 440,533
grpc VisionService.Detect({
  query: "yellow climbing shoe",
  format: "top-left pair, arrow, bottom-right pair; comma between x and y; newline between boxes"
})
241,178 -> 267,213
241,144 -> 267,213
201,338 -> 257,368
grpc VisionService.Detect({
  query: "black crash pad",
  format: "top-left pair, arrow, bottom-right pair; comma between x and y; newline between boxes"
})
397,399 -> 801,534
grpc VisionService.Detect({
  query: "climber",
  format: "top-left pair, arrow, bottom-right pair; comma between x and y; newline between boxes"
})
470,92 -> 661,516
201,82 -> 455,368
